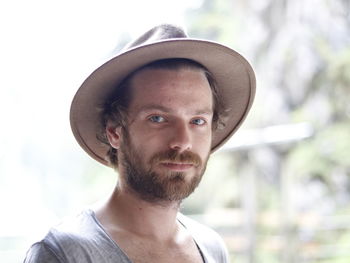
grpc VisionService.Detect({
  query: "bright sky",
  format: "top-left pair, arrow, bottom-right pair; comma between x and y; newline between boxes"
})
0,0 -> 202,138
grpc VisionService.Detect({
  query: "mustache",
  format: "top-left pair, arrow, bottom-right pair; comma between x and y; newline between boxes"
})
150,150 -> 202,167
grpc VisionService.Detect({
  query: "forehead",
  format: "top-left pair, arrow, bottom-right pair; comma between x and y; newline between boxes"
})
127,68 -> 213,113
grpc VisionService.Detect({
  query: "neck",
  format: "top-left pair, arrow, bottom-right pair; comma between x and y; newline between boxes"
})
95,182 -> 182,240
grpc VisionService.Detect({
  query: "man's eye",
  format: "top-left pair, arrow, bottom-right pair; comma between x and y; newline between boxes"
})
191,118 -> 206,125
149,115 -> 166,123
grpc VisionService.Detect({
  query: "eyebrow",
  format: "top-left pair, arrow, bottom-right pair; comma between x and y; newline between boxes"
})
136,104 -> 213,115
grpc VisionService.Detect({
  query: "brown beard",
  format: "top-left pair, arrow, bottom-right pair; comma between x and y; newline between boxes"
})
118,130 -> 209,203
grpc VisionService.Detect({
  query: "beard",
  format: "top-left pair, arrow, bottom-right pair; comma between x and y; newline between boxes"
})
118,130 -> 210,203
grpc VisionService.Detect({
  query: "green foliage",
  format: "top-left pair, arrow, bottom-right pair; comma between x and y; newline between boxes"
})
287,122 -> 350,180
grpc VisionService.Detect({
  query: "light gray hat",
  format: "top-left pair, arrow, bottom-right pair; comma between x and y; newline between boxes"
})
70,24 -> 256,166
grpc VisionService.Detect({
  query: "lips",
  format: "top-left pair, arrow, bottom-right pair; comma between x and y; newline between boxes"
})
150,149 -> 202,171
160,162 -> 194,171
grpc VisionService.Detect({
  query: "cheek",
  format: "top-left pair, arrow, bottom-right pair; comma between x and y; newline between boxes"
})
127,127 -> 166,157
130,122 -> 171,143
194,131 -> 212,154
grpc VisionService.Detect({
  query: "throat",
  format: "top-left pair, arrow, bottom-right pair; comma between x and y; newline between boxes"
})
96,186 -> 182,239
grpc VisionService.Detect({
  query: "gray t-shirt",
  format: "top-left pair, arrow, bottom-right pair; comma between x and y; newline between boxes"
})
24,210 -> 229,263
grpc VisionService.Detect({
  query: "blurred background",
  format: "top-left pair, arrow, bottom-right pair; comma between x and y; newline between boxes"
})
1,0 -> 349,262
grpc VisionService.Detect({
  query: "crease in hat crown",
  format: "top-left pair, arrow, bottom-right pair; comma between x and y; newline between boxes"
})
124,24 -> 188,50
70,23 -> 256,167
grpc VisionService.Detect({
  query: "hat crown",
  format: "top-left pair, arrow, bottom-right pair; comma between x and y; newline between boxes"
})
124,24 -> 188,50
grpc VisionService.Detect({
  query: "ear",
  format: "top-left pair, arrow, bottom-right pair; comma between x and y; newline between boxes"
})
106,125 -> 122,149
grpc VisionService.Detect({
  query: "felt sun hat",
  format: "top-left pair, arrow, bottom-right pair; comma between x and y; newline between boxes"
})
70,24 -> 256,166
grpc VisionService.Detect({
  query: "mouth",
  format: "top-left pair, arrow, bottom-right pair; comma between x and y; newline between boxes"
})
160,162 -> 194,171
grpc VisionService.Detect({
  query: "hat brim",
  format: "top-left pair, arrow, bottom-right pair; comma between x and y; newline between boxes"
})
70,38 -> 256,166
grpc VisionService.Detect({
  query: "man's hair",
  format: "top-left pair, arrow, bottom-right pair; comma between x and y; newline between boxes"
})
98,58 -> 226,168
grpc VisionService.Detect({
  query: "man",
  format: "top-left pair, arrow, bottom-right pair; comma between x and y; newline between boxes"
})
24,24 -> 255,262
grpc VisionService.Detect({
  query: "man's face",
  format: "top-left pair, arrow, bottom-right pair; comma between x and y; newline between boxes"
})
117,68 -> 213,203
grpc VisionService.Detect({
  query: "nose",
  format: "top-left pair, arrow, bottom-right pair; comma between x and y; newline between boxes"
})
169,122 -> 192,152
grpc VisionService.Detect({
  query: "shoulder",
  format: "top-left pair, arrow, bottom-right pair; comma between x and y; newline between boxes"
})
23,210 -> 120,263
177,213 -> 229,263
24,241 -> 62,263
43,210 -> 100,251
